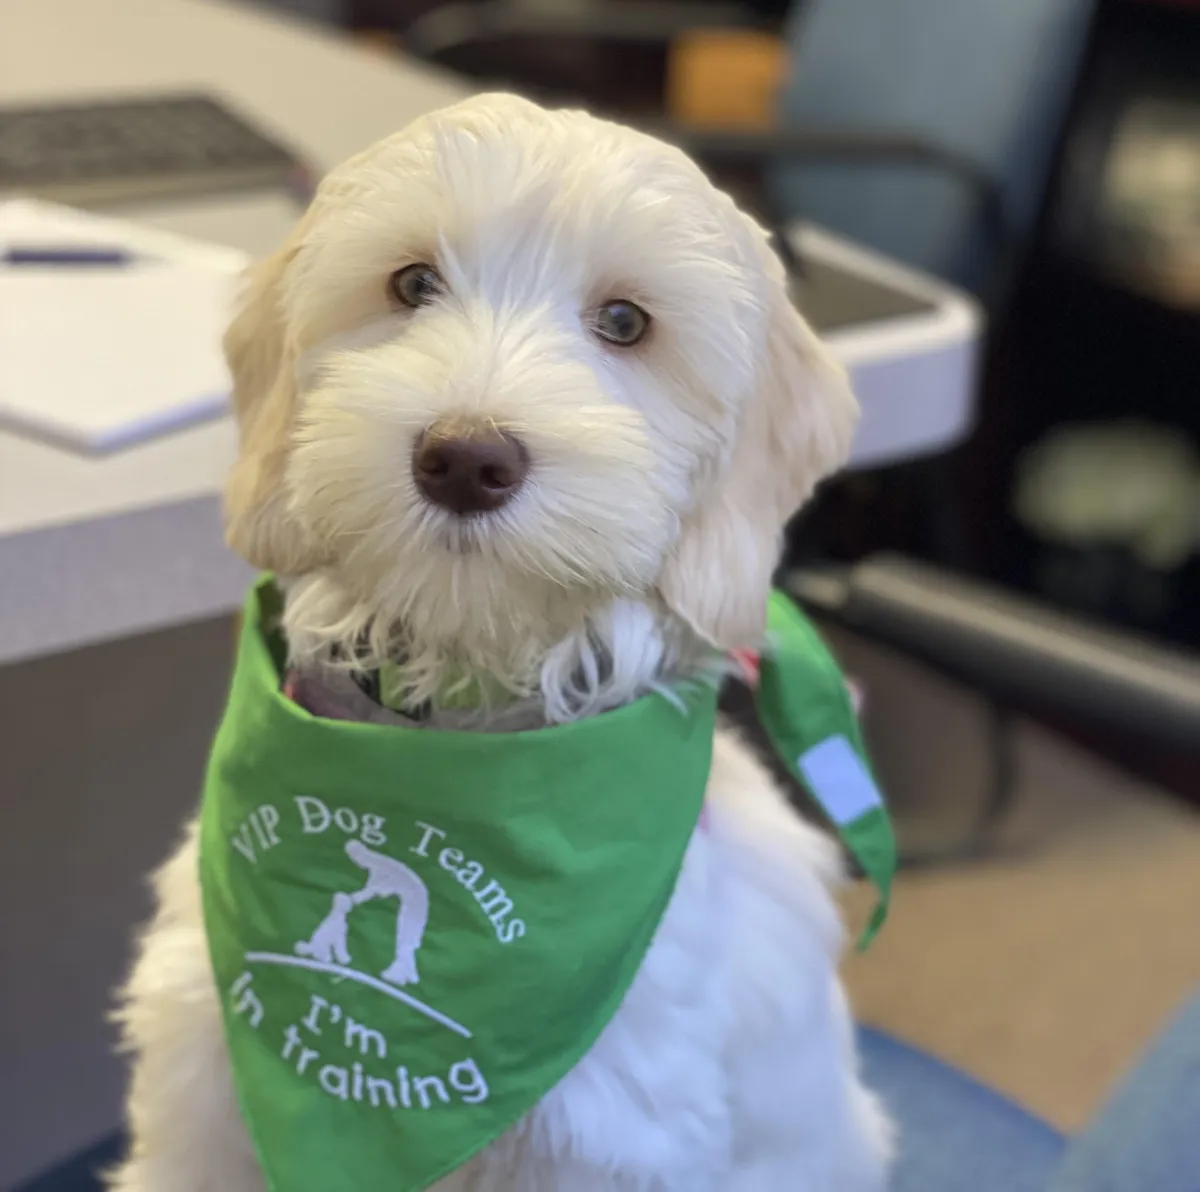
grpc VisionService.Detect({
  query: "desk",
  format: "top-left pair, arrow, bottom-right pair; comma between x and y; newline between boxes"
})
0,215 -> 978,667
0,0 -> 979,1184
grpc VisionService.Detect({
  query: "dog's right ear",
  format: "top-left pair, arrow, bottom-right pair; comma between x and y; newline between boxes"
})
223,240 -> 326,574
657,220 -> 858,649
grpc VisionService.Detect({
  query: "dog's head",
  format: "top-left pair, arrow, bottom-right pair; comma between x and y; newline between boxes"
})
224,94 -> 856,702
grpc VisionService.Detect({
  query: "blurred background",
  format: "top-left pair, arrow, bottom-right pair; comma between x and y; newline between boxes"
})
2,0 -> 1199,1189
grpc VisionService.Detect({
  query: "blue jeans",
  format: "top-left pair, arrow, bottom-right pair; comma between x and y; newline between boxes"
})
860,991 -> 1200,1192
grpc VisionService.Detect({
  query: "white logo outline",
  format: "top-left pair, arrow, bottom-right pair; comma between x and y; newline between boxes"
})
244,840 -> 471,1038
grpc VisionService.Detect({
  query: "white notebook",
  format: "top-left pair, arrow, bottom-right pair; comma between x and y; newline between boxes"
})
0,200 -> 249,454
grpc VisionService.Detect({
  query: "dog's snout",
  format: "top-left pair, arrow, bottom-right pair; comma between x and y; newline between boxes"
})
413,426 -> 530,515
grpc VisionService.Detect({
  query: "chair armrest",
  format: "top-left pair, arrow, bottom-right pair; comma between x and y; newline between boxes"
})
399,15 -> 1010,285
787,554 -> 1200,750
648,123 -> 1010,258
403,1 -> 778,60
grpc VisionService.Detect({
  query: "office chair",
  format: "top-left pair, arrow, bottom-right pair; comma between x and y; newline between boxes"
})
398,0 -> 1200,860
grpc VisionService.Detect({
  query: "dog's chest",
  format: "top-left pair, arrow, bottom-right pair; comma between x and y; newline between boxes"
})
444,823 -> 734,1192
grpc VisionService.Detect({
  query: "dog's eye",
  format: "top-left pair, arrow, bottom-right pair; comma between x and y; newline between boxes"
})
593,299 -> 649,346
389,263 -> 444,308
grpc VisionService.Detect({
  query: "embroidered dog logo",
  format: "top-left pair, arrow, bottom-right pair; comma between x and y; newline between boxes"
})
234,810 -> 525,1042
295,841 -> 429,987
231,831 -> 488,1112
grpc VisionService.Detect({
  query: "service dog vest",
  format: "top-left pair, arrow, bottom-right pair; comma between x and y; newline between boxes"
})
200,577 -> 894,1192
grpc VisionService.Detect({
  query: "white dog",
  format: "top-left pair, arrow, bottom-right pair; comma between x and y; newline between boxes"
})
112,93 -> 891,1192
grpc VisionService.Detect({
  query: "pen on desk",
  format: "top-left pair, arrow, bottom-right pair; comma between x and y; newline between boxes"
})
2,247 -> 134,266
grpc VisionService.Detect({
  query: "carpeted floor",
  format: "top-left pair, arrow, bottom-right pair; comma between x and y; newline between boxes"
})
839,715 -> 1200,1133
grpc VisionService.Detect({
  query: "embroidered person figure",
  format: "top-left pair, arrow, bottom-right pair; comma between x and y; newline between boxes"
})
295,841 -> 430,986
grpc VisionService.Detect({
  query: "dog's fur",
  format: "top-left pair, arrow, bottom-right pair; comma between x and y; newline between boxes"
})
112,94 -> 892,1191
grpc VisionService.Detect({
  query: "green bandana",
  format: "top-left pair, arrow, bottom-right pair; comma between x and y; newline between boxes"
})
200,578 -> 894,1192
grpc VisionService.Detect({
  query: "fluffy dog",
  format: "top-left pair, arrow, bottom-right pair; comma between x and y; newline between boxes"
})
113,93 -> 891,1192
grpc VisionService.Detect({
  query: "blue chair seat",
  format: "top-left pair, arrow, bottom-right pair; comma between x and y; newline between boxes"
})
13,1037 -> 1065,1192
19,1001 -> 1200,1192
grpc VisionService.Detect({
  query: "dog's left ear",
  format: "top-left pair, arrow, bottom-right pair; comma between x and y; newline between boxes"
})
658,227 -> 858,649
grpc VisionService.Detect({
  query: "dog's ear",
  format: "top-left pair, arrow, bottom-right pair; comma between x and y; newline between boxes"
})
223,238 -> 326,574
658,232 -> 858,649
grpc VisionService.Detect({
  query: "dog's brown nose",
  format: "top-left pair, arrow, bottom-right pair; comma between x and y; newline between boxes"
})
412,426 -> 529,515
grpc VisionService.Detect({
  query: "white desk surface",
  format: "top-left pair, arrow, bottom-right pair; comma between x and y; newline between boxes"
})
0,0 -> 979,666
